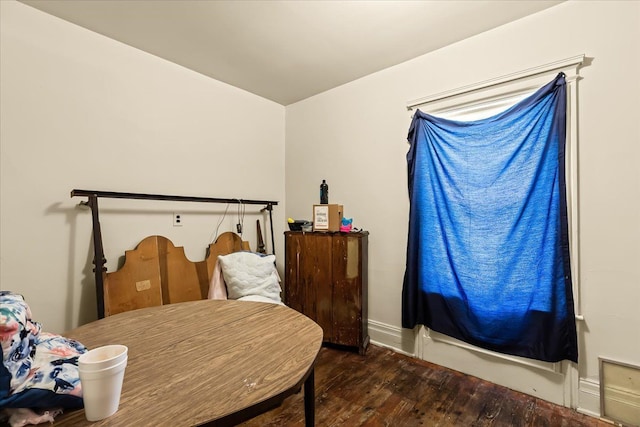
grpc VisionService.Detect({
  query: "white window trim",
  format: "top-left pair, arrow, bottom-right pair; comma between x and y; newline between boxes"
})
405,54 -> 586,405
406,54 -> 585,111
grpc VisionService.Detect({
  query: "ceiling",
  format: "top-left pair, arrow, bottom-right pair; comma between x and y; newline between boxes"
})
19,0 -> 563,105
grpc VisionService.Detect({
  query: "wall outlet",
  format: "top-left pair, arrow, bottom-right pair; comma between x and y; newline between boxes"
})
173,213 -> 183,227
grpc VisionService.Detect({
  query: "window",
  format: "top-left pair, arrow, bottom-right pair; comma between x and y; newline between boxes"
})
404,55 -> 585,371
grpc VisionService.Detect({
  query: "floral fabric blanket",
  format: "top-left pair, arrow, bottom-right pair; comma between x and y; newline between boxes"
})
0,291 -> 86,409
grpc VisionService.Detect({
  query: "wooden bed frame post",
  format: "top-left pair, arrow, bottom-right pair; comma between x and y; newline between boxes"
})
267,203 -> 275,256
86,195 -> 107,319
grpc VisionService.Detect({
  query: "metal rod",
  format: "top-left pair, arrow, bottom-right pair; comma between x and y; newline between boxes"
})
71,189 -> 278,207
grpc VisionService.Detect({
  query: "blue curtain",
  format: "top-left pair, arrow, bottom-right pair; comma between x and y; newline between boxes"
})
402,73 -> 578,363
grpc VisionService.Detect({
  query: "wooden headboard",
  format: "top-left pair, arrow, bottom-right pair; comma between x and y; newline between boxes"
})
103,232 -> 250,316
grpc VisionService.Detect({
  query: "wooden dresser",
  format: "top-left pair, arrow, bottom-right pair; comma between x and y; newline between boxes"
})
284,231 -> 369,354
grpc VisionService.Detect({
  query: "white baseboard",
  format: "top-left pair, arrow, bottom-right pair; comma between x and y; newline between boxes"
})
368,319 -> 416,356
578,378 -> 601,418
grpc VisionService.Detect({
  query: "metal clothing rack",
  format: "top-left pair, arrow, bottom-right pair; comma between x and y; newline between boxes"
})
70,189 -> 278,319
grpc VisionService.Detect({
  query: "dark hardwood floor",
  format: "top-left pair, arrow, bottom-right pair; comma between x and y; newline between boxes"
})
240,344 -> 609,427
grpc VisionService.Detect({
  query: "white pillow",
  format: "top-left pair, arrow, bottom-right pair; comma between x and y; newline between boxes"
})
217,252 -> 281,304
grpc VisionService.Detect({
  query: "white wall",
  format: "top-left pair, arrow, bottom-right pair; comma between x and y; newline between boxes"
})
0,1 -> 286,333
2,0 -> 638,417
285,0 -> 639,415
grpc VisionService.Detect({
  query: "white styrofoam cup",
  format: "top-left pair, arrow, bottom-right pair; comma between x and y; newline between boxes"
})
78,345 -> 128,421
78,344 -> 128,371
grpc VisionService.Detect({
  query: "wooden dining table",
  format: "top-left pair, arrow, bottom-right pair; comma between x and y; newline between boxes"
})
53,299 -> 323,426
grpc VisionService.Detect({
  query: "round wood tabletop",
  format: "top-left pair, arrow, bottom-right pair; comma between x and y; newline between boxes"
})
53,300 -> 323,426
